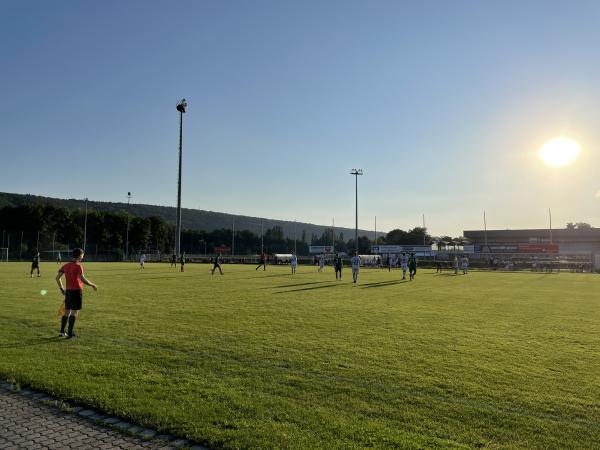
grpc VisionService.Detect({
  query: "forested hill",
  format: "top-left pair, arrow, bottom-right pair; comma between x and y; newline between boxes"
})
0,192 -> 378,240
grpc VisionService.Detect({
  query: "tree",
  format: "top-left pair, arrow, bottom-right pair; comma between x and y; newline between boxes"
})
575,222 -> 592,229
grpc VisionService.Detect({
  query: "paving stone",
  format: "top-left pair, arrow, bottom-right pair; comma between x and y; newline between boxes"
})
0,387 -> 180,449
190,445 -> 209,450
78,409 -> 96,417
114,421 -> 133,430
129,425 -> 145,433
172,439 -> 190,448
103,416 -> 121,424
140,429 -> 158,439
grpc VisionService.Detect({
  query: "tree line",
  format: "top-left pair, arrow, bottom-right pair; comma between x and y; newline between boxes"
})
0,203 -> 464,259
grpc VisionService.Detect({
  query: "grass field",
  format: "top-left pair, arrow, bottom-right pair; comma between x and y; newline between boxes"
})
1,262 -> 599,449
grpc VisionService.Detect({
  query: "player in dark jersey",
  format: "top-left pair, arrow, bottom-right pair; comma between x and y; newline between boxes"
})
170,254 -> 177,268
256,252 -> 266,271
180,253 -> 186,272
333,253 -> 343,280
211,253 -> 223,275
408,252 -> 417,280
30,253 -> 41,278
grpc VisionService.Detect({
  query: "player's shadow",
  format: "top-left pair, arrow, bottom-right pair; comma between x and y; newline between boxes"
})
0,336 -> 63,349
360,280 -> 407,289
270,281 -> 331,289
274,283 -> 340,294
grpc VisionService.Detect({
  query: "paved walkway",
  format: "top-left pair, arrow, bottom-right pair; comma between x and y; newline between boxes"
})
0,384 -> 206,449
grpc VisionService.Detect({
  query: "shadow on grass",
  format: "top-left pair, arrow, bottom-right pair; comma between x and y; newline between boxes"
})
274,283 -> 341,294
270,281 -> 332,289
360,280 -> 408,289
0,336 -> 63,349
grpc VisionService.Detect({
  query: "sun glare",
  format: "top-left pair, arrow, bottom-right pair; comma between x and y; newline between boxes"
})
539,137 -> 581,167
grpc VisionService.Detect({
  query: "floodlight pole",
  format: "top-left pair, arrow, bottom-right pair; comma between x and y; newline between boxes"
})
175,99 -> 187,258
350,169 -> 363,254
294,220 -> 297,255
125,192 -> 132,261
83,198 -> 88,252
260,219 -> 264,253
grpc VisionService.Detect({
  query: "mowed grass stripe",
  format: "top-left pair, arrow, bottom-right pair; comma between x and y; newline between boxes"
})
1,262 -> 599,449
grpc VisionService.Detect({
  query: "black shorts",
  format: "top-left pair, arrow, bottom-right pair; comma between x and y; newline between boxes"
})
335,267 -> 342,273
65,290 -> 83,310
31,263 -> 39,269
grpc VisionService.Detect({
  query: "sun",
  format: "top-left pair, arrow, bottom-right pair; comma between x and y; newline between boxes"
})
539,137 -> 581,167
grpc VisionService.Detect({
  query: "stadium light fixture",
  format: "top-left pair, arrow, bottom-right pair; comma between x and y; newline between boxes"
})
175,98 -> 187,258
350,169 -> 363,255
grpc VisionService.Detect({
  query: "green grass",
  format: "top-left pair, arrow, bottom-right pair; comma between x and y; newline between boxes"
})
1,262 -> 599,449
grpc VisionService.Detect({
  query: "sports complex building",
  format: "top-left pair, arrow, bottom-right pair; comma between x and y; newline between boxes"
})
463,228 -> 600,270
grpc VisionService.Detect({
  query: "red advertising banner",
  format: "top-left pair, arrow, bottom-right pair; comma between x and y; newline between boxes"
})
518,244 -> 559,253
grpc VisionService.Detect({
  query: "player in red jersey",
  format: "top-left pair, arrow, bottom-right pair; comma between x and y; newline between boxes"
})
55,248 -> 97,339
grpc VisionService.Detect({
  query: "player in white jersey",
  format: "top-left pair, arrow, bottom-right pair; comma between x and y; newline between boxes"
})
461,255 -> 469,274
400,252 -> 408,280
453,256 -> 459,274
318,254 -> 325,272
139,253 -> 145,269
290,252 -> 298,274
351,252 -> 361,284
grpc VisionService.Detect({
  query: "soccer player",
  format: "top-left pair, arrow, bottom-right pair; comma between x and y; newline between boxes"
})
256,251 -> 266,271
211,253 -> 223,275
333,252 -> 343,280
56,252 -> 62,264
55,248 -> 97,339
400,252 -> 408,280
139,253 -> 145,269
290,252 -> 298,274
351,252 -> 361,284
453,256 -> 459,275
180,253 -> 186,272
30,252 -> 41,278
408,252 -> 417,281
170,253 -> 177,268
318,253 -> 325,272
461,255 -> 469,274
386,255 -> 392,272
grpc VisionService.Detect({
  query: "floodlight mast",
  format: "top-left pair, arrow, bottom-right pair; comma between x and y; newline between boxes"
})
175,99 -> 187,258
350,169 -> 363,255
125,192 -> 132,261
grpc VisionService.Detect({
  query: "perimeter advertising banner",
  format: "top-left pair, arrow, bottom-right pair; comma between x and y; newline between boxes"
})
309,245 -> 334,254
518,244 -> 559,253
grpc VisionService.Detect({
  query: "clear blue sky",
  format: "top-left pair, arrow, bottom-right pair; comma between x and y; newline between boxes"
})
2,0 -> 600,237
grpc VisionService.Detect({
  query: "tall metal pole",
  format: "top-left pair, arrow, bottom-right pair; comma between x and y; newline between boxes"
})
374,216 -> 377,246
350,169 -> 363,254
232,218 -> 235,256
175,99 -> 187,258
126,192 -> 132,261
484,210 -> 488,248
422,213 -> 426,245
549,208 -> 553,244
294,220 -> 297,254
332,218 -> 335,252
83,198 -> 88,252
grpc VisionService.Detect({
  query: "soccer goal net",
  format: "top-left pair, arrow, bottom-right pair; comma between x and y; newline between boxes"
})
0,248 -> 8,262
